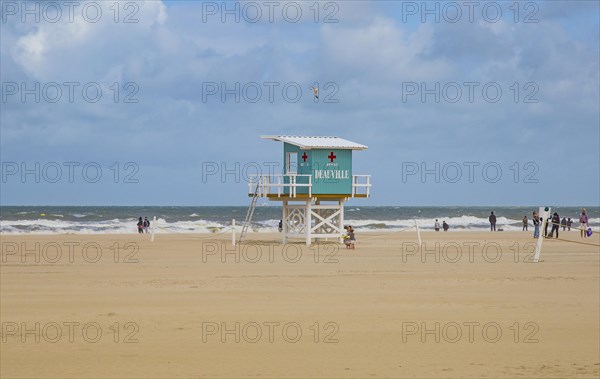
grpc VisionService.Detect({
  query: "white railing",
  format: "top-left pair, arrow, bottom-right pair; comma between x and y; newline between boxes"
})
249,174 -> 371,198
249,175 -> 312,198
352,175 -> 371,197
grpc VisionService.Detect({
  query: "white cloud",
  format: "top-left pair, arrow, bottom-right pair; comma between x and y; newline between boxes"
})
11,0 -> 168,80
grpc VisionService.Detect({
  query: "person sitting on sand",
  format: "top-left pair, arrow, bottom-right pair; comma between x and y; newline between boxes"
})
442,221 -> 449,231
342,226 -> 351,248
347,226 -> 356,250
434,219 -> 440,232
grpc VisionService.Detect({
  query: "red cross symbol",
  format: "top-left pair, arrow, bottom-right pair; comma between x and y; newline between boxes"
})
328,152 -> 337,162
301,152 -> 308,162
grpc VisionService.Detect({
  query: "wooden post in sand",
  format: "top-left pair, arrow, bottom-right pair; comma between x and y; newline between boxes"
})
533,207 -> 550,263
415,220 -> 422,248
232,219 -> 236,247
151,216 -> 156,242
533,220 -> 545,263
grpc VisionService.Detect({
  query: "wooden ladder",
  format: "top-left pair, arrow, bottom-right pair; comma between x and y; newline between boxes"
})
239,183 -> 260,243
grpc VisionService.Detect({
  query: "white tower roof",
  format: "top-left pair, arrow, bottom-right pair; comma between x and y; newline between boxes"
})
261,135 -> 368,150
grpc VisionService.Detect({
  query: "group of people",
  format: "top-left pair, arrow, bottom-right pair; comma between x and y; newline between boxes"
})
432,209 -> 592,237
531,208 -> 590,239
434,219 -> 449,232
523,215 -> 574,231
136,217 -> 151,234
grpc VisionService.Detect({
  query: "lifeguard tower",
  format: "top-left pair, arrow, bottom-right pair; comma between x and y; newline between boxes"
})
240,135 -> 371,245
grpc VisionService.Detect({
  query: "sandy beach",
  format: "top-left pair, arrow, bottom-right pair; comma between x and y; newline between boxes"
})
1,230 -> 599,378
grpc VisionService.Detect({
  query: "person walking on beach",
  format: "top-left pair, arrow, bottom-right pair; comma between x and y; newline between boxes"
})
136,217 -> 144,234
567,218 -> 572,231
434,219 -> 440,232
143,217 -> 150,234
489,211 -> 497,231
278,220 -> 283,232
550,212 -> 560,238
544,216 -> 551,237
560,217 -> 567,231
579,208 -> 589,238
532,212 -> 540,239
442,221 -> 449,231
522,215 -> 528,231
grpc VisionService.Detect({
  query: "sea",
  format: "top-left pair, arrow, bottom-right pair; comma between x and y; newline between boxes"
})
1,206 -> 598,235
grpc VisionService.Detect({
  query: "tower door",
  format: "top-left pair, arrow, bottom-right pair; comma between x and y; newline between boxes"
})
286,152 -> 298,175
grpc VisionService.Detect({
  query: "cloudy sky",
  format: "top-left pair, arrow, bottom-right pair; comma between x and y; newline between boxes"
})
1,0 -> 598,206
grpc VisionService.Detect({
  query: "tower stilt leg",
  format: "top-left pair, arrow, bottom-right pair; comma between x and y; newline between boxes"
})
282,200 -> 288,244
306,200 -> 312,246
339,198 -> 345,243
